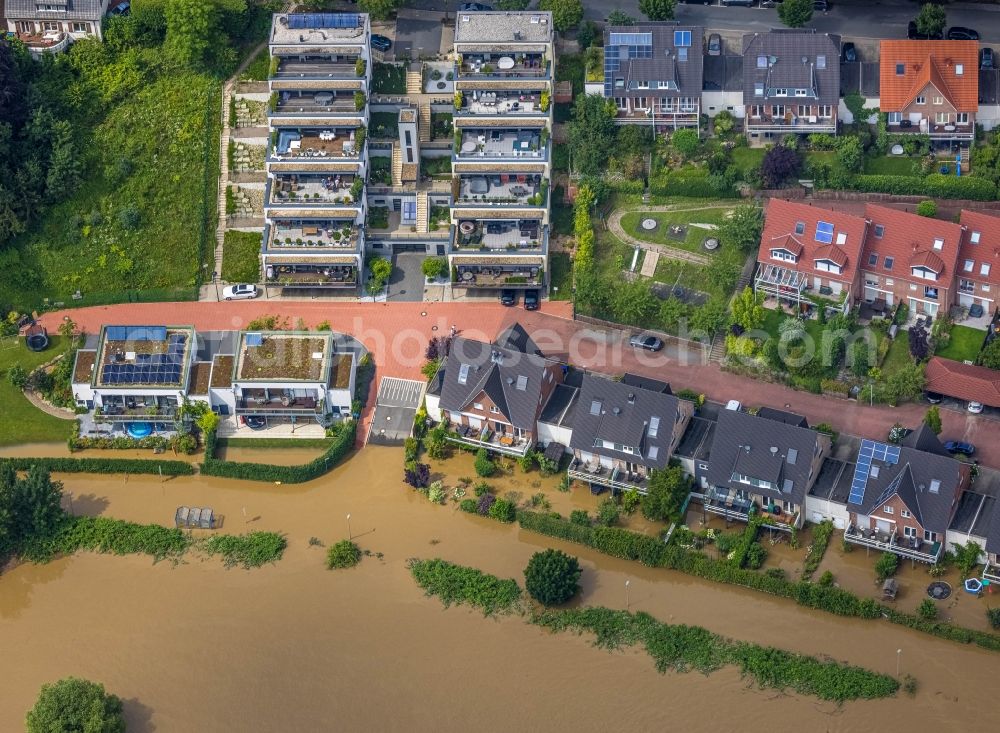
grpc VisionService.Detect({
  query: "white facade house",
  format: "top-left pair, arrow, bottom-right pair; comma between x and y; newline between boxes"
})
5,0 -> 109,56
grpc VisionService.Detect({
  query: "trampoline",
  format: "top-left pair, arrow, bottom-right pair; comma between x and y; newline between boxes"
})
927,581 -> 952,600
127,422 -> 153,438
24,325 -> 49,352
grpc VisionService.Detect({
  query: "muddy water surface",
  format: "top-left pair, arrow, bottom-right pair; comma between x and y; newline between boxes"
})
0,445 -> 993,732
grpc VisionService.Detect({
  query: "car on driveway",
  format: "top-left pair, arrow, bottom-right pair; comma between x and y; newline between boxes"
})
371,34 -> 392,53
944,441 -> 975,456
108,1 -> 130,16
907,21 -> 943,40
924,391 -> 943,404
721,0 -> 755,6
222,283 -> 258,301
982,47 -> 995,70
968,401 -> 985,414
459,3 -> 493,10
523,289 -> 539,311
499,289 -> 517,306
629,333 -> 663,352
947,26 -> 979,41
842,42 -> 857,63
708,34 -> 722,56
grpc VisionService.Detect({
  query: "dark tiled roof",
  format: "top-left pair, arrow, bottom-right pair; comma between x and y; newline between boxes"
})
604,22 -> 704,98
568,372 -> 686,470
986,500 -> 1000,554
6,0 -> 104,20
742,30 -> 841,106
674,416 -> 714,461
900,422 -> 950,457
621,372 -> 671,394
809,458 -> 854,506
756,406 -> 809,428
539,384 -> 578,426
705,410 -> 829,506
703,55 -> 743,91
495,322 -> 542,356
949,491 -> 995,537
839,61 -> 880,97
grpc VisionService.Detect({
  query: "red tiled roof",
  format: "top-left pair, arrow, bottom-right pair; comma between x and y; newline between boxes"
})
769,234 -> 804,257
861,204 -> 963,282
958,210 -> 1000,288
925,357 -> 1000,408
756,199 -> 867,283
879,41 -> 979,113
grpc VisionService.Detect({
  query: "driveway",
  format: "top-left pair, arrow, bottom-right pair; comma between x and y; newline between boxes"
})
367,377 -> 425,445
389,253 -> 427,302
393,10 -> 445,60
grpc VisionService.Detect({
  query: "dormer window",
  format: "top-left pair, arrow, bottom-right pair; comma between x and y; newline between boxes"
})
774,88 -> 788,97
771,249 -> 797,263
794,89 -> 808,97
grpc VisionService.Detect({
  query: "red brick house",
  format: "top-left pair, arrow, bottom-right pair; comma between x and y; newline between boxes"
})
925,357 -> 1000,409
956,210 -> 1000,315
754,199 -> 868,313
859,204 -> 964,319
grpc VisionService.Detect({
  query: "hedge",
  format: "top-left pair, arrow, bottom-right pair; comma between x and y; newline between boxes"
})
648,173 -> 738,199
0,456 -> 195,476
848,174 -> 997,200
514,510 -> 1000,652
200,421 -> 356,483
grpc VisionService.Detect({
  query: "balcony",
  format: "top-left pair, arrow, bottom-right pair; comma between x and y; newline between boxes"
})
453,259 -> 545,289
843,524 -> 942,564
959,282 -> 976,295
446,424 -> 531,457
454,175 -> 547,207
454,130 -> 548,162
453,219 -> 546,253
236,391 -> 325,415
746,114 -> 836,133
95,398 -> 179,423
264,263 -> 358,288
694,488 -> 754,524
568,461 -> 649,494
887,119 -> 974,140
271,90 -> 362,115
615,105 -> 699,126
455,90 -> 548,116
266,221 -> 360,251
271,129 -> 364,161
16,31 -> 72,55
273,57 -> 361,80
458,55 -> 549,79
267,174 -> 359,207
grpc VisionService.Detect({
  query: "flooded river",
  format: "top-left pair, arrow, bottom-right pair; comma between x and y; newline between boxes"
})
0,445 -> 993,731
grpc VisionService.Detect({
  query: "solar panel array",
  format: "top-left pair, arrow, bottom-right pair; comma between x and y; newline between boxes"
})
101,334 -> 187,385
106,326 -> 167,342
815,221 -> 834,244
604,33 -> 653,97
848,439 -> 901,505
287,13 -> 360,30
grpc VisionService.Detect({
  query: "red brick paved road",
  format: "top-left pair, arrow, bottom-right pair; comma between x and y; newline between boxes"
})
42,301 -> 999,467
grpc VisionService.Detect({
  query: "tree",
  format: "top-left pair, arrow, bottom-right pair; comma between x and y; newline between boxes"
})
719,204 -> 764,252
9,466 -> 65,555
916,199 -> 937,218
670,128 -> 700,160
923,405 -> 942,434
577,20 -> 597,49
952,539 -> 983,577
915,3 -> 946,38
612,279 -> 658,326
568,95 -> 618,176
641,465 -> 690,522
836,136 -> 863,173
596,498 -> 620,527
420,257 -> 447,279
689,298 -> 729,335
639,0 -> 676,22
165,0 -> 213,68
606,10 -> 636,25
874,551 -> 899,583
367,256 -> 392,293
713,110 -> 735,136
917,598 -> 938,621
778,0 -> 813,28
980,338 -> 1000,370
196,410 -> 219,434
731,286 -> 764,331
539,0 -> 583,32
474,448 -> 496,478
908,325 -> 929,360
25,677 -> 125,733
326,539 -> 361,569
524,548 -> 582,606
359,0 -> 399,21
760,145 -> 801,188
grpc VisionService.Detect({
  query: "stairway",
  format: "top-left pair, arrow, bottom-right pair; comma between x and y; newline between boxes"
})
406,63 -> 423,94
708,336 -> 727,364
391,143 -> 402,187
418,102 -> 431,143
415,191 -> 429,233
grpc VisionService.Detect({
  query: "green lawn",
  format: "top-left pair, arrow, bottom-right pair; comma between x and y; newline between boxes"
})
864,156 -> 922,176
221,231 -> 263,284
759,309 -> 826,345
369,111 -> 399,140
549,253 -> 572,300
881,332 -> 912,375
937,325 -> 985,362
0,336 -> 76,446
803,151 -> 845,175
372,63 -> 406,94
618,206 -> 734,254
239,49 -> 270,82
731,147 -> 765,175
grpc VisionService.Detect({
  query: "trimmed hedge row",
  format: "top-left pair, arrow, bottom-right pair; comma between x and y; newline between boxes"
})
849,174 -> 997,200
515,510 -> 1000,652
0,456 -> 195,476
200,422 -> 356,483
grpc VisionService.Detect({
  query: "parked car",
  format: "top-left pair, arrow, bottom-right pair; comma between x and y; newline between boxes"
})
944,441 -> 976,456
370,34 -> 392,52
968,401 -> 985,414
947,26 -> 979,41
241,416 -> 267,430
629,334 -> 663,352
981,47 -> 995,70
813,0 -> 830,11
725,400 -> 742,412
708,34 -> 722,56
222,283 -> 258,301
522,289 -> 539,311
108,1 -> 130,15
459,2 -> 493,10
499,289 -> 517,306
842,42 -> 857,63
907,21 -> 943,40
721,0 -> 755,6
924,391 -> 943,404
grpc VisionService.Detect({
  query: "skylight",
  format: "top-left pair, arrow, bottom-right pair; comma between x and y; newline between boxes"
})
648,446 -> 659,460
458,363 -> 470,385
971,231 -> 981,244
815,221 -> 834,244
794,221 -> 805,235
884,256 -> 894,270
929,479 -> 940,494
816,55 -> 826,69
786,448 -> 797,465
874,224 -> 884,238
757,55 -> 767,69
933,238 -> 944,251
895,63 -> 904,75
516,375 -> 528,391
677,48 -> 688,61
648,416 -> 660,438
590,400 -> 602,416
836,232 -> 847,245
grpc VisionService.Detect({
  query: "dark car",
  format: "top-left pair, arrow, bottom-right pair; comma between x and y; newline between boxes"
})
708,34 -> 722,56
944,441 -> 976,456
842,42 -> 857,63
499,289 -> 516,306
459,2 -> 493,10
907,21 -> 943,41
629,334 -> 663,352
108,1 -> 130,15
947,26 -> 979,41
523,289 -> 539,311
370,34 -> 392,53
982,47 -> 995,70
924,391 -> 944,404
721,0 -> 755,6
813,0 -> 829,10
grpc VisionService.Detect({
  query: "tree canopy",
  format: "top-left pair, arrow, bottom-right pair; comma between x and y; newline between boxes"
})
639,0 -> 676,22
731,286 -> 764,331
641,466 -> 691,522
25,677 -> 125,733
539,0 -> 583,32
524,549 -> 582,605
915,3 -> 946,37
778,0 -> 814,28
568,95 -> 618,176
719,204 -> 764,252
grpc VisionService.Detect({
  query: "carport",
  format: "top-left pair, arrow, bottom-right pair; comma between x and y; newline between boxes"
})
367,377 -> 425,445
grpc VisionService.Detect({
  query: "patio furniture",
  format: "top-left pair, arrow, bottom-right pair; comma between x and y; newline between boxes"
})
882,578 -> 899,601
175,506 -> 189,528
498,435 -> 515,447
314,93 -> 334,105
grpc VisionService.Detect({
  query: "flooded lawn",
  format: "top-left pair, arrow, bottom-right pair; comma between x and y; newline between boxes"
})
0,446 -> 998,730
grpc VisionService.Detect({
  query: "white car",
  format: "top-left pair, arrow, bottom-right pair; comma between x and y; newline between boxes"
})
222,283 -> 258,301
725,400 -> 742,412
968,401 -> 985,414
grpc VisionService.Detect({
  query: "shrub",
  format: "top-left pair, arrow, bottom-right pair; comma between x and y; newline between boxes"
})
525,548 -> 582,606
326,539 -> 361,569
428,483 -> 447,504
200,531 -> 287,568
745,542 -> 767,570
987,608 -> 1000,630
403,437 -> 419,461
408,558 -> 522,616
570,509 -> 591,526
802,520 -> 834,580
474,448 -> 496,477
26,677 -> 125,733
0,456 -> 194,476
488,497 -> 516,523
917,598 -> 938,621
875,552 -> 899,583
459,498 -> 477,513
404,462 -> 431,489
596,498 -> 620,527
916,199 -> 937,218
818,570 -> 835,587
476,492 -> 496,516
761,145 -> 801,188
621,488 -> 641,514
473,481 -> 491,498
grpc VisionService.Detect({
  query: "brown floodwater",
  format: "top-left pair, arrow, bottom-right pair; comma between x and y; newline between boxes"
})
0,444 -> 994,732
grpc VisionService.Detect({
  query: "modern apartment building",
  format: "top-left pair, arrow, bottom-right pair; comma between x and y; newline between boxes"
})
262,12 -> 372,295
449,11 -> 555,295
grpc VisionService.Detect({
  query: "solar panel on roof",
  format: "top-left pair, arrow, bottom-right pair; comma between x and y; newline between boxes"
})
815,221 -> 834,244
106,326 -> 128,341
609,32 -> 652,47
288,13 -> 359,29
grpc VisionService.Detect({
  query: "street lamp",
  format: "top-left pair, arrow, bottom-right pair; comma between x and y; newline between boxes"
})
625,579 -> 631,610
896,648 -> 902,678
347,513 -> 352,540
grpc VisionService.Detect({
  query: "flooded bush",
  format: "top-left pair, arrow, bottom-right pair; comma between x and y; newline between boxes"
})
474,448 -> 496,478
525,549 -> 582,606
874,552 -> 899,583
801,520 -> 834,581
917,599 -> 938,621
459,499 -> 477,513
427,483 -> 446,504
570,510 -> 590,526
26,677 -> 125,733
200,531 -> 287,569
473,481 -> 491,498
596,499 -> 619,528
488,498 -> 516,523
326,540 -> 362,569
408,558 -> 521,616
0,456 -> 194,476
476,493 -> 496,516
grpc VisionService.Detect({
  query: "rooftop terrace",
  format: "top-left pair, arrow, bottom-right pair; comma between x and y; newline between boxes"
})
94,326 -> 192,389
271,12 -> 368,47
454,11 -> 553,44
236,332 -> 331,382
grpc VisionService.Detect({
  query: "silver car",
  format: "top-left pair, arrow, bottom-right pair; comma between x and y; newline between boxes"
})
222,283 -> 258,301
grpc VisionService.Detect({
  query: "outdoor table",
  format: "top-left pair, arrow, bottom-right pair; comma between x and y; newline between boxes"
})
461,141 -> 476,153
497,57 -> 515,70
314,93 -> 334,105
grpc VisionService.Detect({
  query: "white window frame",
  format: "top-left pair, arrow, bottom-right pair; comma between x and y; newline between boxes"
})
916,96 -> 926,105
901,510 -> 911,519
883,505 -> 894,515
935,112 -> 949,124
957,112 -> 969,124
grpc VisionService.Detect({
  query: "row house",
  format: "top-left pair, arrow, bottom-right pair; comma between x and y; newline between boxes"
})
880,40 -> 978,142
602,22 -> 704,133
742,30 -> 841,139
5,0 -> 108,55
955,210 -> 1000,316
262,12 -> 372,295
450,11 -> 555,294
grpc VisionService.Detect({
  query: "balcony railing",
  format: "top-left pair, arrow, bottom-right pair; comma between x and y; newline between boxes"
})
745,115 -> 836,132
236,396 -> 324,415
983,562 -> 1000,584
445,427 -> 531,457
95,406 -> 179,423
843,525 -> 942,564
568,464 -> 648,494
692,490 -> 754,523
